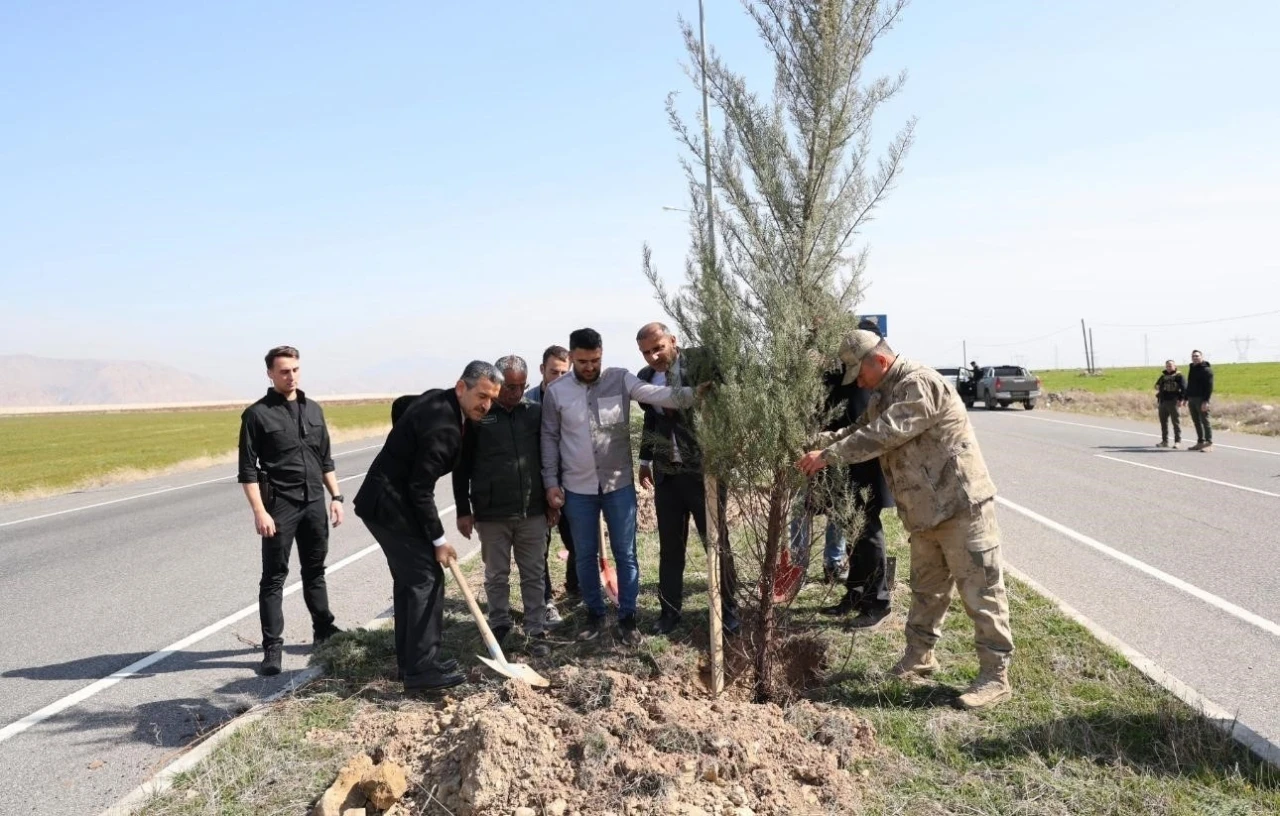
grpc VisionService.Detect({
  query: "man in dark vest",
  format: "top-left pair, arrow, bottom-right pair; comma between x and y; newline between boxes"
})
354,361 -> 502,692
636,322 -> 740,636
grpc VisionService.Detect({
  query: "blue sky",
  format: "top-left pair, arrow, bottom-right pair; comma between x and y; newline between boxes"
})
2,0 -> 1278,395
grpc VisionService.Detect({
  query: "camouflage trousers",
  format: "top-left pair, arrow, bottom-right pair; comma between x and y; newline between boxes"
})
905,499 -> 1014,668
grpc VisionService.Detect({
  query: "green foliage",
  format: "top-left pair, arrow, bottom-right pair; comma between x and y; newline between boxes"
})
0,401 -> 392,497
1037,362 -> 1280,400
642,0 -> 914,697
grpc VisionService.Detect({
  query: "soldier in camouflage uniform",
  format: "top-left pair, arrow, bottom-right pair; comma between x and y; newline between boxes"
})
797,329 -> 1015,710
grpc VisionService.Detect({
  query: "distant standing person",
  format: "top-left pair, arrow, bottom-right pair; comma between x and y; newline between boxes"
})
237,345 -> 344,677
354,361 -> 503,692
1186,350 -> 1214,451
1153,359 -> 1186,449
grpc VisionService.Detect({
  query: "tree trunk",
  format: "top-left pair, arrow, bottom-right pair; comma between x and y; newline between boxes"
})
754,478 -> 788,703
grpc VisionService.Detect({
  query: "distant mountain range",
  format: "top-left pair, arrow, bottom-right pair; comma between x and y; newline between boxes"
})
0,355 -> 238,407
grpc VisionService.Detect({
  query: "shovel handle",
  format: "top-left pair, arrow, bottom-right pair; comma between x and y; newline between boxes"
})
447,559 -> 505,663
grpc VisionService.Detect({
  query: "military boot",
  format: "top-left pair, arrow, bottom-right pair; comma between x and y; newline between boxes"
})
889,645 -> 939,680
957,665 -> 1011,710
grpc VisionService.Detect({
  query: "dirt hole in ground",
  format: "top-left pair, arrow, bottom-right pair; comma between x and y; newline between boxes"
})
311,662 -> 875,816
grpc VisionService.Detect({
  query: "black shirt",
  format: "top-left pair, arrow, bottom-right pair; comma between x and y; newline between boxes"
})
237,388 -> 335,504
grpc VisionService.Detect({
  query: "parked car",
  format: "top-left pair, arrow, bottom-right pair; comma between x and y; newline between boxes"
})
972,365 -> 1042,410
933,367 -> 977,406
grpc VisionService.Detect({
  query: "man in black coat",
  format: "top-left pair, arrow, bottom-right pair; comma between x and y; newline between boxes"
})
1186,349 -> 1215,451
635,322 -> 740,636
354,361 -> 502,692
819,318 -> 895,628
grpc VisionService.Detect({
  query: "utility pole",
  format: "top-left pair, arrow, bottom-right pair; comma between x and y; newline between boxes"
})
1080,320 -> 1091,374
963,340 -> 967,367
696,0 -> 724,697
1089,328 -> 1097,372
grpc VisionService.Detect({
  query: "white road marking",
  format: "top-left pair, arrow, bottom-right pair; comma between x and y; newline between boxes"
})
1095,455 -> 1280,498
0,499 -> 455,746
0,443 -> 382,529
996,496 -> 1280,638
1014,414 -> 1280,456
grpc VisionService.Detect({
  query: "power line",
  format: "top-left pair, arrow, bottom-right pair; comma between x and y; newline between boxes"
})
968,325 -> 1076,349
1093,308 -> 1280,329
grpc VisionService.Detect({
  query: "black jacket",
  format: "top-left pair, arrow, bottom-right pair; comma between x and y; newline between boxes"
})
1155,371 -> 1186,402
354,388 -> 463,542
1186,361 -> 1214,400
237,389 -> 334,504
826,368 -> 894,509
452,399 -> 546,521
638,349 -> 710,481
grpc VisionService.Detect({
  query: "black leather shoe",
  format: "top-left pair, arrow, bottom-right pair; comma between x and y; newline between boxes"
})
723,612 -> 741,636
260,645 -> 282,676
820,595 -> 859,617
652,613 -> 681,636
313,624 -> 343,644
849,606 -> 891,630
491,625 -> 511,651
404,670 -> 465,693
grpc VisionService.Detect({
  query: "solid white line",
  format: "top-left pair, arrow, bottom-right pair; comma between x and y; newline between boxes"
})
0,443 -> 382,530
1016,414 -> 1280,456
1003,563 -> 1280,769
1096,455 -> 1280,498
996,496 -> 1280,638
0,498 -> 455,747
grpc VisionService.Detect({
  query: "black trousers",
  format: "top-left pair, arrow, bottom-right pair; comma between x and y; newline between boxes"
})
363,519 -> 446,685
1189,398 -> 1213,443
845,499 -> 890,611
654,471 -> 738,619
544,514 -> 578,603
259,496 -> 334,649
1158,400 -> 1182,443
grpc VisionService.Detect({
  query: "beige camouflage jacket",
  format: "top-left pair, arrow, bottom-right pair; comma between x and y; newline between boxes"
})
818,357 -> 996,532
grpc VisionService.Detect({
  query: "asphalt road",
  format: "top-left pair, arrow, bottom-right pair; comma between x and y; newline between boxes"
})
968,408 -> 1280,756
1,409 -> 1278,814
0,438 -> 471,816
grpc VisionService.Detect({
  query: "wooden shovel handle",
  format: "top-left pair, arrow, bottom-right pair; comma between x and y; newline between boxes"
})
447,559 -> 504,662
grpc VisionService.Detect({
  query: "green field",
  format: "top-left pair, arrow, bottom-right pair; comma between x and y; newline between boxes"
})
1037,361 -> 1280,400
0,401 -> 393,498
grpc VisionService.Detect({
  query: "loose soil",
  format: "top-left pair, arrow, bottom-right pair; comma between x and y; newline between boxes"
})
306,667 -> 875,816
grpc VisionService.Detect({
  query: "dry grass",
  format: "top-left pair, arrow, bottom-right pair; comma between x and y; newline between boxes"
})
1044,390 -> 1280,436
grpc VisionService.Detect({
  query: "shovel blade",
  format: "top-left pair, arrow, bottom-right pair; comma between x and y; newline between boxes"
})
600,561 -> 620,605
478,655 -> 551,688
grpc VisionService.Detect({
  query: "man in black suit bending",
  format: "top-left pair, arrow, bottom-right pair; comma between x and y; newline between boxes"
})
354,361 -> 502,692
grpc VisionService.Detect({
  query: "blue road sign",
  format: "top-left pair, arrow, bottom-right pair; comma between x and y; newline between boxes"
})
857,314 -> 888,337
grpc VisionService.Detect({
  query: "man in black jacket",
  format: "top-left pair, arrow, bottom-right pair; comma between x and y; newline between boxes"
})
1186,349 -> 1215,451
636,322 -> 740,636
818,318 -> 895,628
238,345 -> 345,676
1154,360 -> 1186,448
354,361 -> 502,692
452,355 -> 552,652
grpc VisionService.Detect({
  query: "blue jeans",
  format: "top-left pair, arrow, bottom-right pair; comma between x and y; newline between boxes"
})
563,485 -> 640,618
789,512 -> 846,569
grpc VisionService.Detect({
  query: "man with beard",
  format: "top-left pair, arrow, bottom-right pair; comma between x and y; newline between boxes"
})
354,361 -> 502,692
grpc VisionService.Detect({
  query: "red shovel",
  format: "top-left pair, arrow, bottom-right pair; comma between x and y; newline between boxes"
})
770,493 -> 809,603
598,516 -> 620,604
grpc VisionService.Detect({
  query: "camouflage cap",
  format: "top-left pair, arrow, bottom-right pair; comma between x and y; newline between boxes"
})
839,329 -> 883,385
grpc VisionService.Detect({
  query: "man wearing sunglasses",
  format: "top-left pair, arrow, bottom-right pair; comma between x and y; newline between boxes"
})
452,355 -> 554,654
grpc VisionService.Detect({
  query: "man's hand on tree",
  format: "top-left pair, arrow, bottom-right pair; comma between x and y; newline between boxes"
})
796,450 -> 829,476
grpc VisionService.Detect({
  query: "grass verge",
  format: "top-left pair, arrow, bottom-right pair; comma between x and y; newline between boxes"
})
134,514 -> 1280,816
1037,362 -> 1280,401
0,401 -> 392,501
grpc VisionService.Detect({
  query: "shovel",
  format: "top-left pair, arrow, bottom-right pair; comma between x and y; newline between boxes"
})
446,560 -> 550,688
770,494 -> 809,603
598,516 -> 620,604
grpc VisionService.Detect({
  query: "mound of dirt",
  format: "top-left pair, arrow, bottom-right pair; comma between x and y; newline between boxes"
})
324,668 -> 875,816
